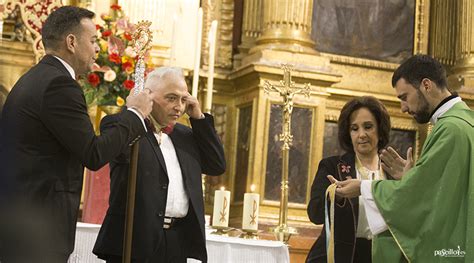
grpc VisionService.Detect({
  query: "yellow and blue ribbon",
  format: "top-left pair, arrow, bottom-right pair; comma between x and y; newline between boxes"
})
325,183 -> 337,263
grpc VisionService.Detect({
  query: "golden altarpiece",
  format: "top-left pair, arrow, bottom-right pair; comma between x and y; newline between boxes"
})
1,0 -> 474,261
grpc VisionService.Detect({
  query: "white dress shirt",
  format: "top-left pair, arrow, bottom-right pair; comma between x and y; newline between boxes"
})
361,97 -> 463,235
356,169 -> 381,239
54,55 -> 76,80
155,132 -> 189,218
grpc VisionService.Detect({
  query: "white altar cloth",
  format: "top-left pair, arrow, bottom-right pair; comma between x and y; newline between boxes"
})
69,222 -> 290,263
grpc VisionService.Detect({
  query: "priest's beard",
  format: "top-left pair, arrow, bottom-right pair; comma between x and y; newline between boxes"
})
413,89 -> 431,124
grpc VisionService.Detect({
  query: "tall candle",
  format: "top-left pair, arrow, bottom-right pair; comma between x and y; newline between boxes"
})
205,20 -> 218,113
169,13 -> 178,65
0,20 -> 3,41
212,187 -> 230,228
191,8 -> 203,98
242,184 -> 259,231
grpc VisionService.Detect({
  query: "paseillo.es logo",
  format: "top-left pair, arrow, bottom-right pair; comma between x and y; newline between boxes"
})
434,246 -> 466,257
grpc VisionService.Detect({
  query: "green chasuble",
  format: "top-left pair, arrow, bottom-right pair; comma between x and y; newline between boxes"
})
372,101 -> 474,262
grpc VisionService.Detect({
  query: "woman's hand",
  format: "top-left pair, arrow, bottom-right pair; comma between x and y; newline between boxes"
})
327,175 -> 361,198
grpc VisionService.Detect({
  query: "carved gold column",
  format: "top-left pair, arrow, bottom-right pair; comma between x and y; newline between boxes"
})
430,0 -> 474,95
240,0 -> 262,54
234,0 -> 262,67
450,0 -> 474,93
202,0 -> 234,69
249,0 -> 316,54
429,0 -> 457,66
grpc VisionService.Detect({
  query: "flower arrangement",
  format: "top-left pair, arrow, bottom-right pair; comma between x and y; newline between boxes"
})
81,4 -> 152,107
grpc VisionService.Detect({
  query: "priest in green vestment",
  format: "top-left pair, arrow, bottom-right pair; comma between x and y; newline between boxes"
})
330,55 -> 474,262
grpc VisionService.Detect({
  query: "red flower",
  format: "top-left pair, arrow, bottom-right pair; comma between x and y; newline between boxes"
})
108,53 -> 121,64
122,61 -> 133,73
110,4 -> 121,10
341,164 -> 351,173
123,80 -> 135,90
102,30 -> 112,37
87,73 -> 100,87
123,33 -> 132,41
95,24 -> 102,30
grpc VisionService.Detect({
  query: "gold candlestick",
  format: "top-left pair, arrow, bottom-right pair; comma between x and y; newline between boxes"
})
239,229 -> 259,240
264,65 -> 310,243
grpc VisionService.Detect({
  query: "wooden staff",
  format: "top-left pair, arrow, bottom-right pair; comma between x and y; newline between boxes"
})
123,21 -> 153,263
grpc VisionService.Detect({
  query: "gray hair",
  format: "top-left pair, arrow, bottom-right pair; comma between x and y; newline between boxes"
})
145,67 -> 184,84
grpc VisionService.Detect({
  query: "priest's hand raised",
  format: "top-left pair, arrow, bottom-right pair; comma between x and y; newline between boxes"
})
380,146 -> 414,180
327,175 -> 361,198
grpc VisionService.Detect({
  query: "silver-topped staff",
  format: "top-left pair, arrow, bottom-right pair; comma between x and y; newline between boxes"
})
123,20 -> 153,263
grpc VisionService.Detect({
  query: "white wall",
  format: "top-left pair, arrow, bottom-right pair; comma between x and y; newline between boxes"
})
118,0 -> 200,70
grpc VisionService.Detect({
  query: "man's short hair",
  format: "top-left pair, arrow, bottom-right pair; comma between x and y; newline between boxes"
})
338,96 -> 391,153
392,54 -> 448,90
41,6 -> 95,50
146,67 -> 184,81
145,67 -> 184,89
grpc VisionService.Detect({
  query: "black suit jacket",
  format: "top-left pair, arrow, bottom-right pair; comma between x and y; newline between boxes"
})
306,153 -> 359,263
306,153 -> 393,263
93,114 -> 226,262
0,55 -> 145,261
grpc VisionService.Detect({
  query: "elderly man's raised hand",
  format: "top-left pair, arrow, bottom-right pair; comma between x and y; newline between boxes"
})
126,88 -> 153,119
380,146 -> 413,180
184,93 -> 205,119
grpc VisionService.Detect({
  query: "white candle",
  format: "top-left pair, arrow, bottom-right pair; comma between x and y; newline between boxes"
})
169,13 -> 178,65
242,184 -> 259,231
205,20 -> 218,113
212,187 -> 230,228
0,20 -> 3,41
191,8 -> 203,98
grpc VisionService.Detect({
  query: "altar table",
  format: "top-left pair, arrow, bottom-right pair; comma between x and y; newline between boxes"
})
68,222 -> 290,263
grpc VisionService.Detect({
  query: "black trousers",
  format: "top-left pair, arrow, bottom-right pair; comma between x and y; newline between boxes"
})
106,224 -> 187,263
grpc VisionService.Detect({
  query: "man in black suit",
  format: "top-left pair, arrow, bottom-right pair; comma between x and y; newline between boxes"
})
93,67 -> 226,263
0,6 -> 153,262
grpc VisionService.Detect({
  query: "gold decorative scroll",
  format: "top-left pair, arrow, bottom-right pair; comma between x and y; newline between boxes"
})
250,200 -> 257,225
219,196 -> 228,223
132,20 -> 153,95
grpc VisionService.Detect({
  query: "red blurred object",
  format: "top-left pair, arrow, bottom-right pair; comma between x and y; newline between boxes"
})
81,165 -> 111,224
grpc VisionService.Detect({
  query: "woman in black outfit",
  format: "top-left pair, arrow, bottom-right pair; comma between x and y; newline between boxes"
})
306,96 -> 392,263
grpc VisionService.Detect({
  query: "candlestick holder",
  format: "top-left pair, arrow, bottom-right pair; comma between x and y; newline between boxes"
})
239,229 -> 260,240
210,226 -> 233,236
270,225 -> 298,244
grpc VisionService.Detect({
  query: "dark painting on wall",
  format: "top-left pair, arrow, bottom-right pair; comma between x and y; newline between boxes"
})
233,105 -> 253,202
311,0 -> 415,63
388,128 -> 416,159
322,121 -> 346,159
265,105 -> 313,204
